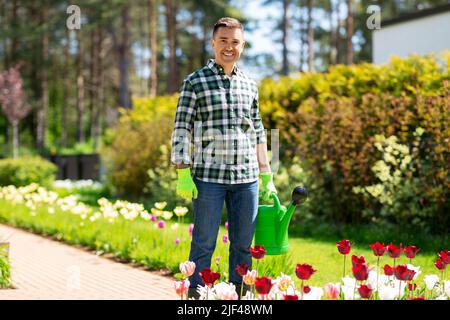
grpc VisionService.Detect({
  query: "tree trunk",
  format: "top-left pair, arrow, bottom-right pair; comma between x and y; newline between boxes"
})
165,0 -> 178,94
12,120 -> 19,159
94,27 -> 105,150
9,0 -> 19,67
298,1 -> 305,72
89,25 -> 99,147
307,0 -> 314,72
336,0 -> 343,64
281,0 -> 289,76
1,1 -> 9,69
62,29 -> 70,147
329,0 -> 337,65
118,4 -> 131,108
201,18 -> 208,68
148,0 -> 158,97
76,29 -> 85,143
36,6 -> 49,152
346,0 -> 353,65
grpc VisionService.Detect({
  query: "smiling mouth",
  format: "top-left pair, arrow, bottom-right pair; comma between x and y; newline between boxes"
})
222,52 -> 235,57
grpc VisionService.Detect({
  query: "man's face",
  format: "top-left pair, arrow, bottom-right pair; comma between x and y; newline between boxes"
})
211,27 -> 245,67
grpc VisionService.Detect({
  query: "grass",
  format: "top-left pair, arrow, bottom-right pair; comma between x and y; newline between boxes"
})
0,198 -> 448,290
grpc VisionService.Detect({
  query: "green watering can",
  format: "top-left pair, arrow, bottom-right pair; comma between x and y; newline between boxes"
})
254,186 -> 308,255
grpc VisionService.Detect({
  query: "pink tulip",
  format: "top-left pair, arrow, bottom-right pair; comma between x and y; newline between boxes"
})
157,220 -> 165,229
174,279 -> 190,298
324,283 -> 340,300
179,261 -> 196,278
225,221 -> 229,230
151,215 -> 157,222
243,270 -> 257,286
188,224 -> 194,236
222,235 -> 228,244
174,237 -> 180,245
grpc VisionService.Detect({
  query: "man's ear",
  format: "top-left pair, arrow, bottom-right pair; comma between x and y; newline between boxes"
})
211,38 -> 215,49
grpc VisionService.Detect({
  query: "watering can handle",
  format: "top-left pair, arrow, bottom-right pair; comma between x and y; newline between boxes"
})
270,192 -> 281,211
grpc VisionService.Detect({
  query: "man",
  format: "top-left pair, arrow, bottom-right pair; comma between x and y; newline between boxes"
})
170,17 -> 277,298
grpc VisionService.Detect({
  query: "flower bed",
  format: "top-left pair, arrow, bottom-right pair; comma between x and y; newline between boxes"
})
0,183 -> 448,299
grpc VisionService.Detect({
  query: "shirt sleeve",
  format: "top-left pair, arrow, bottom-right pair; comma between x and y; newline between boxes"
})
251,88 -> 267,145
170,79 -> 197,165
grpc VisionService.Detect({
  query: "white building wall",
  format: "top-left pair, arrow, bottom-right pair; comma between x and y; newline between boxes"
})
373,11 -> 450,64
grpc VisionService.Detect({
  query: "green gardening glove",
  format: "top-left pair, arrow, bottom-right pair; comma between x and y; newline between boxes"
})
259,171 -> 277,202
176,168 -> 198,200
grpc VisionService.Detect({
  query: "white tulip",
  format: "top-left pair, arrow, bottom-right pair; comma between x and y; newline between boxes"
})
424,274 -> 440,291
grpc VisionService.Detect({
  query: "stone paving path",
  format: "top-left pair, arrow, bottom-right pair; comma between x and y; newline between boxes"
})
0,223 -> 178,300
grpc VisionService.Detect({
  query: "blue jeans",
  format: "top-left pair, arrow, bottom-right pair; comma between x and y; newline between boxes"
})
188,176 -> 259,289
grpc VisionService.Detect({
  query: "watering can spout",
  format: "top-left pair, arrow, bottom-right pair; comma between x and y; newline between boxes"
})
276,186 -> 308,246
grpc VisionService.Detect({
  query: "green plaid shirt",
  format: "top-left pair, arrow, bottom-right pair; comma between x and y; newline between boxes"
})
171,59 -> 267,184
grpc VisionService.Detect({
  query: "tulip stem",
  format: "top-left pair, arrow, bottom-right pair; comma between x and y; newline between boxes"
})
376,257 -> 380,298
240,282 -> 244,300
301,280 -> 304,300
343,255 -> 346,278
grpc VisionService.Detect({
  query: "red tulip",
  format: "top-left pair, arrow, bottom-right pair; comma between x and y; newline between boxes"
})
438,250 -> 450,265
255,276 -> 273,295
284,294 -> 299,300
387,243 -> 402,258
303,285 -> 311,294
369,242 -> 386,257
434,258 -> 446,271
384,264 -> 394,276
352,263 -> 369,281
235,263 -> 249,277
295,263 -> 316,280
199,268 -> 220,286
404,245 -> 420,259
250,245 -> 266,260
408,283 -> 417,291
336,240 -> 351,255
358,284 -> 373,299
394,265 -> 416,281
351,255 -> 366,267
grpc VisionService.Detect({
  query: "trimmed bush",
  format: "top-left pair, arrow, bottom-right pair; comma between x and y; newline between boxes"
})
0,156 -> 57,188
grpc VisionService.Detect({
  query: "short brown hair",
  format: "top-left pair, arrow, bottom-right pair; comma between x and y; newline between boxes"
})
213,17 -> 243,37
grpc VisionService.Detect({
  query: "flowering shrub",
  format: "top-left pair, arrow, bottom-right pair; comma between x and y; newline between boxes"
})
259,53 -> 450,231
102,96 -> 177,198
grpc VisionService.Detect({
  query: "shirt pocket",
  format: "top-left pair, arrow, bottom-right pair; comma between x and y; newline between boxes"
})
237,92 -> 252,117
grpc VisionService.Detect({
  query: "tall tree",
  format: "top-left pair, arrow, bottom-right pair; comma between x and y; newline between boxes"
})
75,29 -> 85,143
36,3 -> 49,151
164,0 -> 178,94
118,4 -> 131,108
0,66 -> 32,158
307,0 -> 314,71
281,0 -> 290,75
148,0 -> 158,97
346,0 -> 353,65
